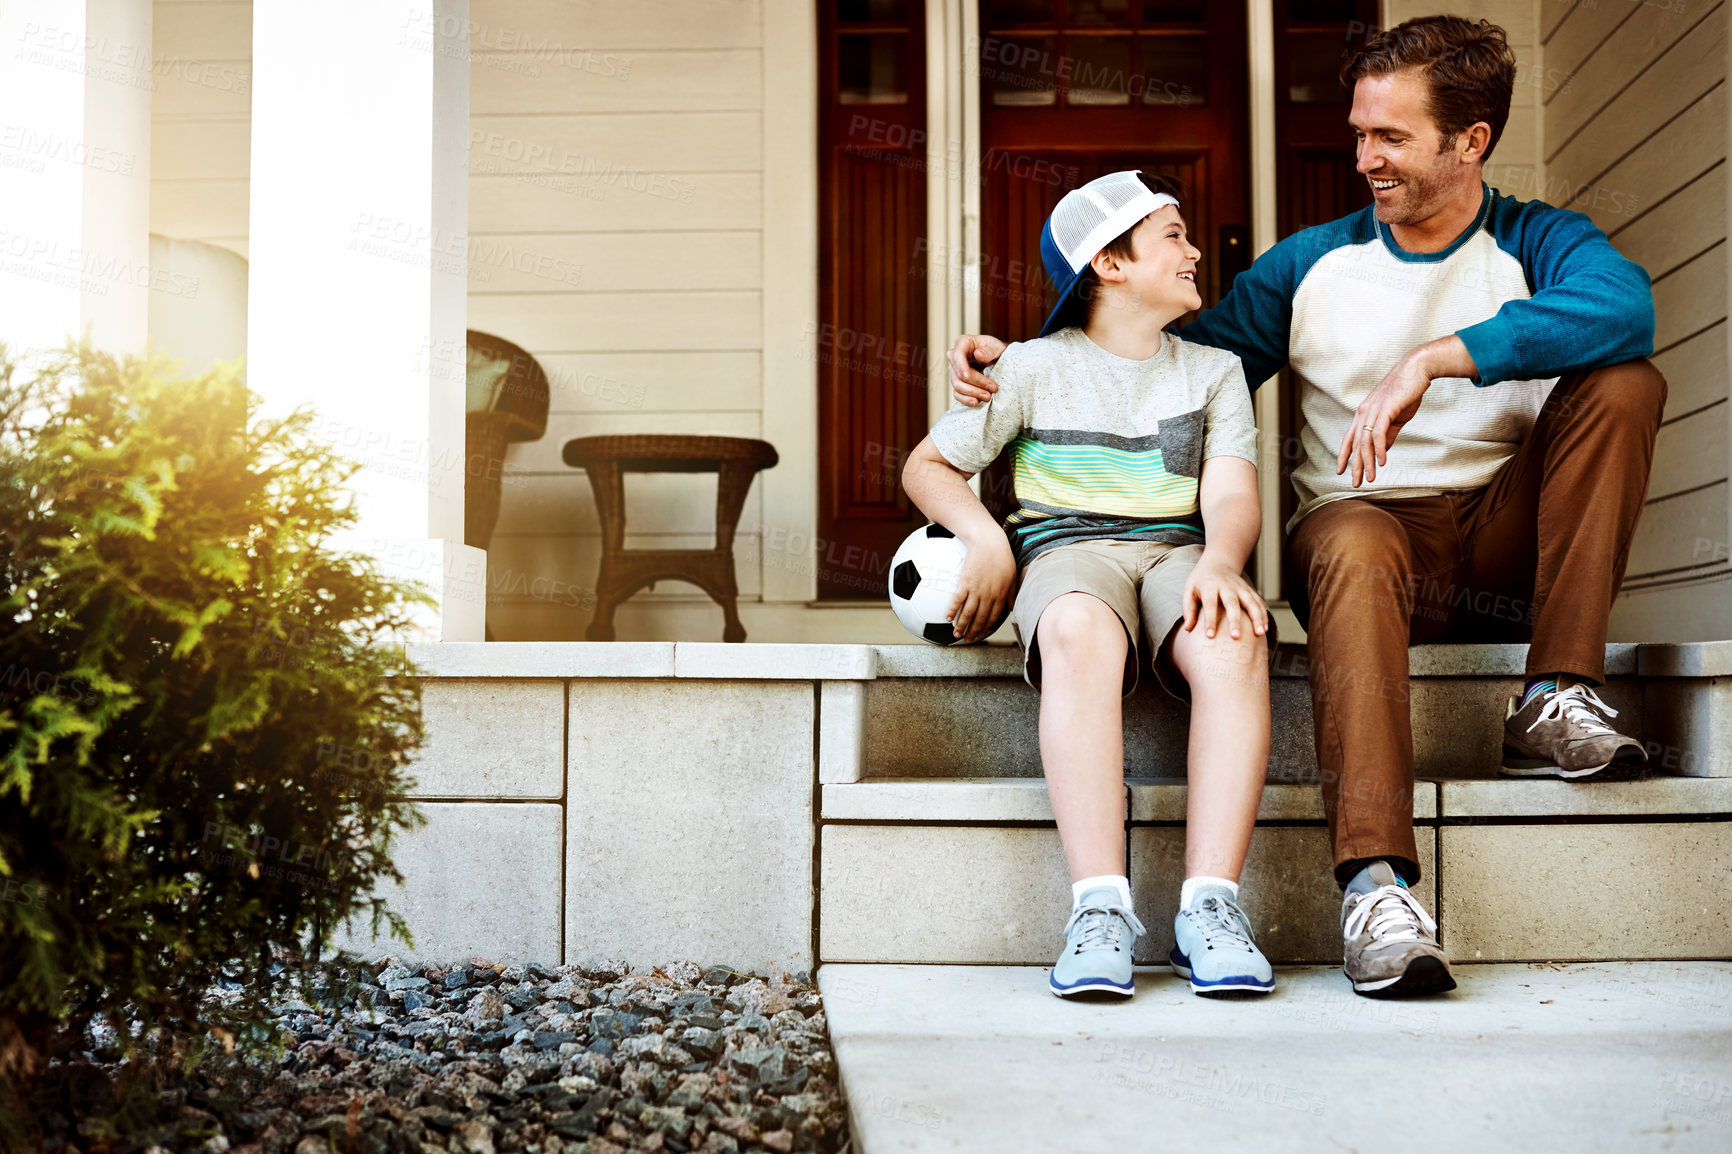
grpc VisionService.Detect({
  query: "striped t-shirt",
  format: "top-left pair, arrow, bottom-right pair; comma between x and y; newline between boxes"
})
928,327 -> 1258,567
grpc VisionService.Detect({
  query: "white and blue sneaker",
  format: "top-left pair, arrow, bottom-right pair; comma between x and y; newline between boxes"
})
1048,886 -> 1147,998
1169,885 -> 1275,996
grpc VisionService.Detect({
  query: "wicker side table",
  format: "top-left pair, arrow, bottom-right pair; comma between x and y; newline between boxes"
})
562,434 -> 779,642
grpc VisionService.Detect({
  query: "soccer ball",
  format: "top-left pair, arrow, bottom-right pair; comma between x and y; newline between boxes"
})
888,523 -> 1006,645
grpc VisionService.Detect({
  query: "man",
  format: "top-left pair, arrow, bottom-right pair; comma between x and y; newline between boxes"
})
945,16 -> 1666,998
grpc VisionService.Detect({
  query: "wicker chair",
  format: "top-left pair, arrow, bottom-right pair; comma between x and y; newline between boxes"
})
464,330 -> 549,551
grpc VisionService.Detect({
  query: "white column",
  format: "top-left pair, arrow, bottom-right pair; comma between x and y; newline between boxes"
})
0,0 -> 153,361
761,1 -> 821,603
1247,0 -> 1283,603
247,0 -> 483,641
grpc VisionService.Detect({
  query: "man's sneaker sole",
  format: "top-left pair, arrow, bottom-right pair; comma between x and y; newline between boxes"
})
1348,954 -> 1457,998
1499,744 -> 1649,781
1049,973 -> 1135,999
1168,949 -> 1274,997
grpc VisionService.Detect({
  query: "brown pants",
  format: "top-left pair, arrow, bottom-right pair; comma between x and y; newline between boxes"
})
1284,360 -> 1668,881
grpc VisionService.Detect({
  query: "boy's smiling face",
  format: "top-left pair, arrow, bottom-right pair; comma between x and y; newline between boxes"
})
1090,204 -> 1203,321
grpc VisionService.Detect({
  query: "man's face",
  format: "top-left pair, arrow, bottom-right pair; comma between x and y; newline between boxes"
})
1349,69 -> 1481,226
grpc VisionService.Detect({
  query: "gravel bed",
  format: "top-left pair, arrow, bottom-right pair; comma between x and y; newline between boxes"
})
35,958 -> 850,1154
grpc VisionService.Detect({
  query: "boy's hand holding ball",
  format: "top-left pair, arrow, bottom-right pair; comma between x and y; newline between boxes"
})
946,531 -> 1016,643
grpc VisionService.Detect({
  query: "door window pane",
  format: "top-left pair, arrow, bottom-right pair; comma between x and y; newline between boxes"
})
985,0 -> 1055,28
984,34 -> 1058,105
1288,31 -> 1349,103
1066,36 -> 1132,105
1287,0 -> 1360,21
838,0 -> 907,20
1069,0 -> 1129,26
1142,1 -> 1206,23
839,33 -> 909,104
1140,32 -> 1207,105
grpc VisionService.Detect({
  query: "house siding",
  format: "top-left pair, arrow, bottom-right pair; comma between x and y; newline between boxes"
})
1540,0 -> 1732,638
464,0 -> 770,638
148,1 -> 253,257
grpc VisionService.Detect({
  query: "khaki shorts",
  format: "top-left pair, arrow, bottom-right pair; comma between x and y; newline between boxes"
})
1011,538 -> 1273,702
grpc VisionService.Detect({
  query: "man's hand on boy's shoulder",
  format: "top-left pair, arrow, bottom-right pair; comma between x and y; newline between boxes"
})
947,531 -> 1017,643
1181,554 -> 1268,642
948,334 -> 1006,407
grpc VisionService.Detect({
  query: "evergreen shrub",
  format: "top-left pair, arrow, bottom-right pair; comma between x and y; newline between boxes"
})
0,344 -> 430,1147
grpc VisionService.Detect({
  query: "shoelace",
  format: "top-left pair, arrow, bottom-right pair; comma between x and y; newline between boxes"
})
1184,895 -> 1258,952
1342,884 -> 1437,944
1528,683 -> 1620,737
1063,900 -> 1148,953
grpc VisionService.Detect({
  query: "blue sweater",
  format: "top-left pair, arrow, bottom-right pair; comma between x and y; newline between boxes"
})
1180,182 -> 1655,525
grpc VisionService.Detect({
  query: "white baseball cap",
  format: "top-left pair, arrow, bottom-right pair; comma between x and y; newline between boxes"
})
1038,170 -> 1181,336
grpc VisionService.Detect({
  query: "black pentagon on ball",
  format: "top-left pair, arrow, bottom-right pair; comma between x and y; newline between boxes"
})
922,621 -> 960,645
892,559 -> 921,600
926,523 -> 955,538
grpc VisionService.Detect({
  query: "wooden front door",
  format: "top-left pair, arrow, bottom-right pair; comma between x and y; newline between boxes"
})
815,0 -> 932,600
977,0 -> 1250,519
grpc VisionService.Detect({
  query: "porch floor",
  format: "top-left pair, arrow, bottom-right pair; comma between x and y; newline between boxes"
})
818,961 -> 1732,1153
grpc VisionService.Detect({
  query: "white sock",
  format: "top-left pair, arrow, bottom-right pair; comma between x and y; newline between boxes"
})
1180,876 -> 1239,910
1071,874 -> 1132,909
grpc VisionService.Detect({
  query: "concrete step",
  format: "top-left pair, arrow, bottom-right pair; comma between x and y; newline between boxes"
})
818,962 -> 1732,1154
817,775 -> 1732,966
859,642 -> 1651,780
322,639 -> 1730,971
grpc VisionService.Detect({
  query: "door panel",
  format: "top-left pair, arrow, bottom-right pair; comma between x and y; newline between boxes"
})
817,1 -> 931,599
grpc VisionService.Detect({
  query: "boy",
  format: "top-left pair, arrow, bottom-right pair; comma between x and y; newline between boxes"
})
901,171 -> 1275,999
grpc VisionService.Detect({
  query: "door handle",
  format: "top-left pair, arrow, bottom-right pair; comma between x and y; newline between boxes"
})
1219,225 -> 1250,294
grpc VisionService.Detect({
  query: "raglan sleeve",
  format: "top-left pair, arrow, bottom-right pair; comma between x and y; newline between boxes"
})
1175,236 -> 1299,389
1455,203 -> 1655,386
927,342 -> 1031,475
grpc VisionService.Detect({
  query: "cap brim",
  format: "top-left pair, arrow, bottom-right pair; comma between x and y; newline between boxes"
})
1037,279 -> 1088,339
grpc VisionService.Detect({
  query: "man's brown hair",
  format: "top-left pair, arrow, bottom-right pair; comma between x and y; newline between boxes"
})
1340,15 -> 1517,162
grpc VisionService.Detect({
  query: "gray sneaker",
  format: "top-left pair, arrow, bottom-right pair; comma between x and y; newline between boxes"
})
1501,682 -> 1647,780
1340,863 -> 1455,997
1049,886 -> 1146,998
